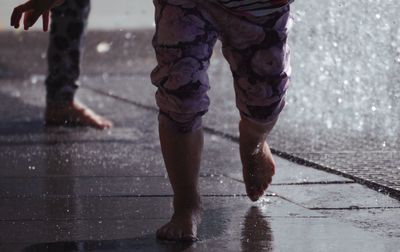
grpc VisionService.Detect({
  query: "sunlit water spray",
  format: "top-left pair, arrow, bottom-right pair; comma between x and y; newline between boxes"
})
280,0 -> 400,150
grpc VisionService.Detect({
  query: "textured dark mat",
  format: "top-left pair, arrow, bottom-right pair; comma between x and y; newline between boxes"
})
268,125 -> 400,198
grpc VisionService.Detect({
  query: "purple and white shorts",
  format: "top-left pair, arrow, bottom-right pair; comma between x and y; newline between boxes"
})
151,0 -> 293,132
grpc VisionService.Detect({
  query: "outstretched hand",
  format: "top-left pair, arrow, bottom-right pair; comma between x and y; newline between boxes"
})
10,0 -> 64,32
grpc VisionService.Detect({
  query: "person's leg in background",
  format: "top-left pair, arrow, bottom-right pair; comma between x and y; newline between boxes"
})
45,0 -> 112,129
151,0 -> 218,241
219,6 -> 293,201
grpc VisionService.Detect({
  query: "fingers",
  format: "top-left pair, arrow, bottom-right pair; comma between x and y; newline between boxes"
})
42,11 -> 50,32
10,5 -> 25,29
10,1 -> 34,29
23,9 -> 42,30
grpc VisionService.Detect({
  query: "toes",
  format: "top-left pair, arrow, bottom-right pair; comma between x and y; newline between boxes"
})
247,184 -> 268,202
156,225 -> 167,240
156,224 -> 178,241
157,226 -> 174,241
262,181 -> 271,190
81,115 -> 113,129
247,189 -> 261,202
168,227 -> 182,241
100,119 -> 113,129
181,234 -> 199,242
248,194 -> 260,202
89,116 -> 113,129
156,223 -> 198,242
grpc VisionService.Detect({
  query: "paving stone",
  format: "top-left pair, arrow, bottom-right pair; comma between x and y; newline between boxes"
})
319,208 -> 400,239
269,183 -> 400,209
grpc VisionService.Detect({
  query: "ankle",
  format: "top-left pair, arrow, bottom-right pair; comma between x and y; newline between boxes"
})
239,117 -> 276,148
239,118 -> 274,137
173,193 -> 202,212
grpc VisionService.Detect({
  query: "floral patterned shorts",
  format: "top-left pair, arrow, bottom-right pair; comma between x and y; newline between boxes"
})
151,0 -> 293,132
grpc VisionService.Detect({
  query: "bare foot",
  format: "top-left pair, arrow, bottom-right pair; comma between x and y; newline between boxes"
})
156,200 -> 202,242
45,100 -> 112,129
241,141 -> 276,202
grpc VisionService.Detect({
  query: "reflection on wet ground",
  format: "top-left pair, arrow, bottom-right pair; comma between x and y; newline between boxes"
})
23,235 -> 194,252
240,207 -> 273,252
23,206 -> 272,252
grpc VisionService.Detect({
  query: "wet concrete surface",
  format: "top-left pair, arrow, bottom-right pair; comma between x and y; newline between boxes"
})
1,73 -> 400,251
1,195 -> 399,251
1,0 -> 400,249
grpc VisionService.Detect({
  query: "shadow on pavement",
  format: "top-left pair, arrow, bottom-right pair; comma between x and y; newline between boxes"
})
0,92 -> 44,135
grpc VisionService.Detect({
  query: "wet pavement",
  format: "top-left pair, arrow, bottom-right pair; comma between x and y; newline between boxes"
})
1,0 -> 400,251
1,72 -> 400,251
1,30 -> 400,251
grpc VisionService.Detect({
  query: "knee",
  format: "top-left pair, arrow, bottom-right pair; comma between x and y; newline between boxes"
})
236,74 -> 289,123
152,55 -> 210,133
151,56 -> 209,92
251,44 -> 291,77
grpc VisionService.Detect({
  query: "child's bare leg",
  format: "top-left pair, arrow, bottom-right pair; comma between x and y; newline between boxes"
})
239,115 -> 277,202
156,115 -> 203,242
45,100 -> 112,129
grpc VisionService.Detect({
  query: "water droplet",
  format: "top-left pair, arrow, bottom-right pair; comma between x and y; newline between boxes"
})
124,32 -> 132,39
326,119 -> 333,129
11,90 -> 21,98
30,76 -> 38,84
96,42 -> 111,54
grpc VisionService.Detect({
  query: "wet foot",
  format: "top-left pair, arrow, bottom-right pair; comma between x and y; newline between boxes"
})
241,141 -> 276,202
45,100 -> 112,129
156,203 -> 202,242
